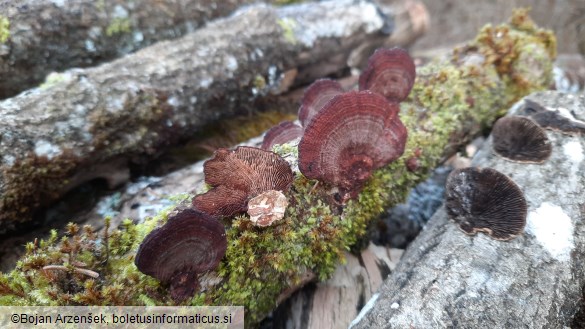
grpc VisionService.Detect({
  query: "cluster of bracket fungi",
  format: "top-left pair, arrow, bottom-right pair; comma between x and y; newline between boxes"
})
134,47 -> 416,302
444,99 -> 585,241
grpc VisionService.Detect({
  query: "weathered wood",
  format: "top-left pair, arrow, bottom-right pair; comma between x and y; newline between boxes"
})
271,244 -> 404,329
350,91 -> 585,328
0,0 -> 279,99
0,0 -> 427,233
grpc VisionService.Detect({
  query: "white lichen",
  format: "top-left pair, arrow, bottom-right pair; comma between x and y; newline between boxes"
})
525,202 -> 574,262
34,140 -> 62,160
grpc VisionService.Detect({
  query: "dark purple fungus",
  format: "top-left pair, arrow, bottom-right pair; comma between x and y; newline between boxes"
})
261,121 -> 303,150
135,208 -> 227,302
520,99 -> 585,135
445,167 -> 527,241
492,116 -> 552,163
298,91 -> 407,202
192,146 -> 293,218
359,47 -> 416,102
298,78 -> 344,127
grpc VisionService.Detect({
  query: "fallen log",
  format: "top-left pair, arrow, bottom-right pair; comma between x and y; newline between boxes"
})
0,0 -> 428,233
350,91 -> 585,328
0,0 -> 281,99
0,11 -> 556,327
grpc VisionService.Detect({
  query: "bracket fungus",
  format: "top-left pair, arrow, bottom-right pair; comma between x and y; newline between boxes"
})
298,78 -> 344,127
261,121 -> 303,151
491,116 -> 552,163
192,146 -> 294,218
134,208 -> 227,302
298,90 -> 407,201
445,167 -> 527,241
359,47 -> 416,102
520,99 -> 585,135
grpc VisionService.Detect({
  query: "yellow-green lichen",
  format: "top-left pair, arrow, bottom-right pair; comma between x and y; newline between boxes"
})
40,73 -> 67,89
0,16 -> 9,43
277,18 -> 297,45
106,18 -> 131,37
0,11 -> 556,328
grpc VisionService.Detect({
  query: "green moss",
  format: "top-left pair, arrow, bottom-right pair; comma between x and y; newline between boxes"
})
0,16 -> 9,43
106,18 -> 131,37
0,11 -> 556,328
277,18 -> 297,45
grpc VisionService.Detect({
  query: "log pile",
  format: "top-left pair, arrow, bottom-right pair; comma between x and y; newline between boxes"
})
0,0 -> 428,233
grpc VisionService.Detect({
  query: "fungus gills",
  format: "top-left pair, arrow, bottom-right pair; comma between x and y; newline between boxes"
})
359,47 -> 416,102
134,209 -> 227,302
445,167 -> 527,241
192,146 -> 293,217
520,99 -> 585,135
261,121 -> 303,151
298,79 -> 344,127
298,91 -> 407,201
491,116 -> 552,163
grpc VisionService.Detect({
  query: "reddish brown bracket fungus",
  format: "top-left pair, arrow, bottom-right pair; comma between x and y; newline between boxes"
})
298,79 -> 344,127
359,47 -> 416,102
134,208 -> 227,302
521,99 -> 585,135
491,116 -> 552,163
193,146 -> 293,218
261,121 -> 303,150
298,90 -> 407,201
445,167 -> 527,241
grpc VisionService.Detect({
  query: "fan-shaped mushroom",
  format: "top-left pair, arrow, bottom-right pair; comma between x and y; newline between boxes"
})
359,47 -> 416,102
520,99 -> 585,135
298,79 -> 344,127
445,167 -> 527,241
134,208 -> 227,302
261,121 -> 303,151
298,90 -> 407,201
193,146 -> 294,218
491,116 -> 552,163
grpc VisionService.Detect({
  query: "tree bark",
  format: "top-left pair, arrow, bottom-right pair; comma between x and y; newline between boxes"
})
0,0 -> 280,99
0,0 -> 428,233
350,91 -> 585,329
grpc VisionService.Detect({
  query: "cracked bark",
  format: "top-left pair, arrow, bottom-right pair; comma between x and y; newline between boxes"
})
0,0 -> 279,99
351,91 -> 585,329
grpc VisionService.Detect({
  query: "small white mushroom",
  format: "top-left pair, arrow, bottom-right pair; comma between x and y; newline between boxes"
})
247,190 -> 288,227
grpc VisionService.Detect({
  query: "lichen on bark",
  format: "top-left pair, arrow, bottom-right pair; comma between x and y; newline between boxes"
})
0,10 -> 556,327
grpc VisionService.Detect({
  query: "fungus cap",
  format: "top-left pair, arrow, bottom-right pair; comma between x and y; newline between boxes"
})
445,167 -> 527,241
359,47 -> 416,102
193,146 -> 294,217
261,121 -> 303,151
298,79 -> 344,127
521,99 -> 585,135
298,90 -> 407,199
491,116 -> 552,163
134,208 -> 227,301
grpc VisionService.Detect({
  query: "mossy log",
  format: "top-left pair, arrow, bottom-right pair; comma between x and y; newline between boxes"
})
0,0 -> 428,233
0,0 -> 285,99
0,10 -> 556,327
350,91 -> 585,328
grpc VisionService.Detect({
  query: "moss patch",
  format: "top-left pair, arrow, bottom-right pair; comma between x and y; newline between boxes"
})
0,16 -> 9,43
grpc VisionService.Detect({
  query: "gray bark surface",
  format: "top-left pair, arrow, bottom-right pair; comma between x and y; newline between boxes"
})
351,91 -> 585,328
0,0 -> 277,99
0,0 -> 426,233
